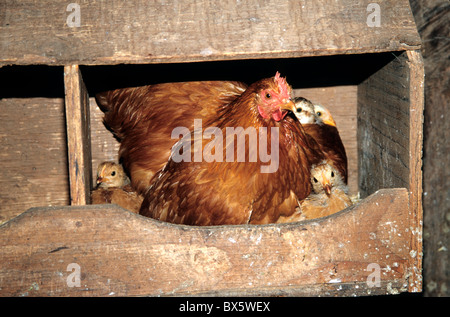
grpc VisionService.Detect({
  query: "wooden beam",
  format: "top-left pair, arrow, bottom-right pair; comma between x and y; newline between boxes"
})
411,0 -> 449,296
406,50 -> 424,293
0,0 -> 421,66
64,65 -> 92,205
0,188 -> 417,296
357,51 -> 424,293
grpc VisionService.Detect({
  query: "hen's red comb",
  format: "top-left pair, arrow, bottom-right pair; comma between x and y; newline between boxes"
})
274,72 -> 290,98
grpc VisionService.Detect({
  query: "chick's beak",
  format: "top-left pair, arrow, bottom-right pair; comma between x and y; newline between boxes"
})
324,183 -> 332,196
96,177 -> 104,185
323,117 -> 337,127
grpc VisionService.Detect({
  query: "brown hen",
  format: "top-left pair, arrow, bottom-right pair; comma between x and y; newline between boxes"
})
139,73 -> 324,225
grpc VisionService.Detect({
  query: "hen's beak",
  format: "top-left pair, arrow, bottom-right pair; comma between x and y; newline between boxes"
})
273,99 -> 296,122
280,99 -> 296,113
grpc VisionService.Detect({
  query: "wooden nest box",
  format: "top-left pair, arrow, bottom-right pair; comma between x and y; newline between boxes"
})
0,0 -> 424,296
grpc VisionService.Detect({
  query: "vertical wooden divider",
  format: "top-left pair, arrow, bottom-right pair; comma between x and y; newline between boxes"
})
406,50 -> 425,293
64,65 -> 92,205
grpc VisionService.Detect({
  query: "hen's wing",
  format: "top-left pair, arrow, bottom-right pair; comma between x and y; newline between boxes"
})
96,81 -> 248,194
140,158 -> 254,225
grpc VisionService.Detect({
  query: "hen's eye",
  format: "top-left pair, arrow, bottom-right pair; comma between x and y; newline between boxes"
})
111,171 -> 116,176
313,177 -> 318,183
296,107 -> 302,112
265,93 -> 271,99
316,111 -> 322,117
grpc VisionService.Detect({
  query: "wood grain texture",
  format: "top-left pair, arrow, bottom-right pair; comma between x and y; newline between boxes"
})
0,188 -> 417,296
294,86 -> 357,195
357,52 -> 411,198
0,0 -> 421,66
410,0 -> 449,297
0,98 -> 69,224
0,96 -> 111,223
357,51 -> 424,293
405,50 -> 424,293
64,65 -> 92,205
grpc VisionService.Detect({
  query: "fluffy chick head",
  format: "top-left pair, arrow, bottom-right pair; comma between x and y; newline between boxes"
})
96,161 -> 129,188
314,104 -> 337,127
293,97 -> 316,124
310,161 -> 347,196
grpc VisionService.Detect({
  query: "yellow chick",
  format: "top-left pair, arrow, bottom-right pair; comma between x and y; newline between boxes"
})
91,162 -> 143,213
299,161 -> 352,220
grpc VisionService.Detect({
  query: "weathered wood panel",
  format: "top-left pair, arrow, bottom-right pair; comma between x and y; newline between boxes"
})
0,95 -> 110,223
0,188 -> 417,296
64,65 -> 92,205
357,51 -> 424,292
410,0 -> 449,297
0,0 -> 421,66
357,52 -> 411,198
294,86 -> 358,195
405,50 -> 424,293
0,98 -> 69,225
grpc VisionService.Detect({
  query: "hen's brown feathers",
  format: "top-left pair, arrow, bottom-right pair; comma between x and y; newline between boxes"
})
96,81 -> 248,194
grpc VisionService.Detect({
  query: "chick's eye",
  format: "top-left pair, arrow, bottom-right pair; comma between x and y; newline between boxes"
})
111,171 -> 116,176
313,177 -> 318,183
331,171 -> 334,177
296,107 -> 302,113
265,93 -> 271,99
316,111 -> 322,117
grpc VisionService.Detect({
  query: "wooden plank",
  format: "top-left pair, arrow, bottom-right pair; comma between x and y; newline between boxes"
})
0,188 -> 417,296
405,50 -> 424,293
357,51 -> 424,293
357,52 -> 411,198
64,65 -> 92,205
0,0 -> 421,66
411,0 -> 449,296
294,86 -> 358,195
0,98 -> 69,224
